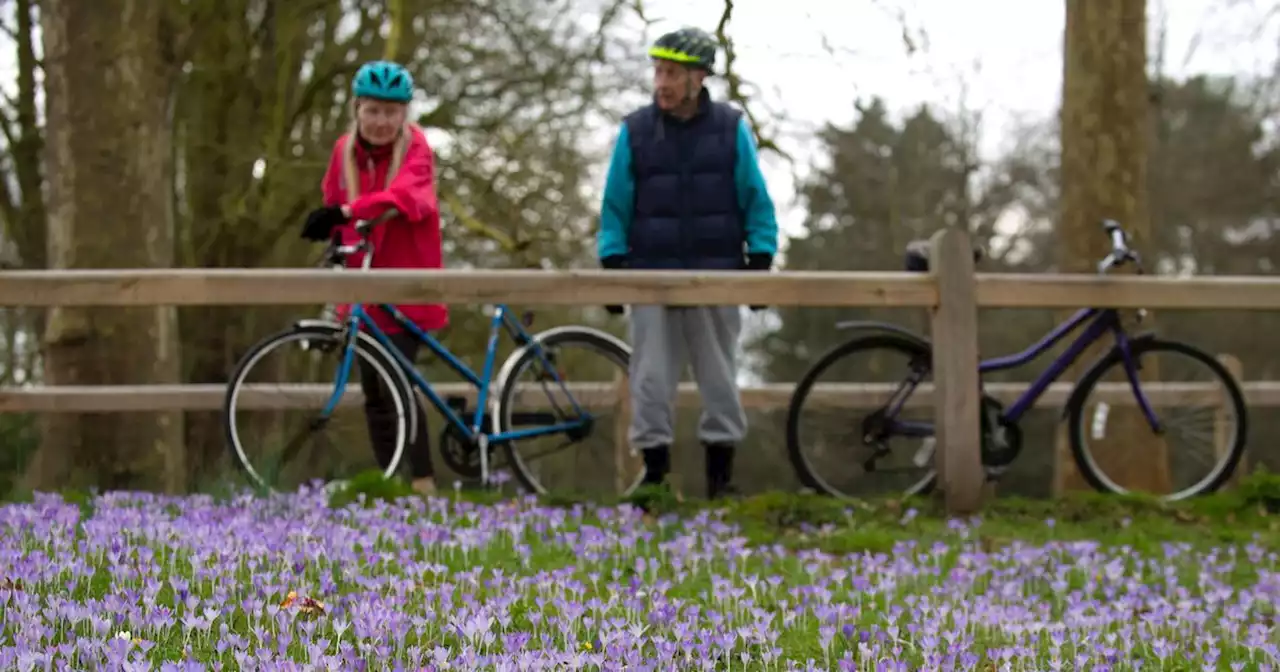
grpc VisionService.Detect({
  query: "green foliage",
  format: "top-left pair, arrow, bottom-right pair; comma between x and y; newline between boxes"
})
282,481 -> 1280,556
326,469 -> 418,509
324,469 -> 521,509
0,412 -> 38,497
725,489 -> 851,528
571,486 -> 1280,551
1,486 -> 97,519
623,483 -> 682,513
1219,468 -> 1280,514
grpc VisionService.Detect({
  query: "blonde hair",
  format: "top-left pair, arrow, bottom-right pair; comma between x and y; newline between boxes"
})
341,98 -> 414,201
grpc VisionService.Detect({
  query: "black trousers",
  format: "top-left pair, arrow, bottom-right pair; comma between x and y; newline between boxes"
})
359,331 -> 433,478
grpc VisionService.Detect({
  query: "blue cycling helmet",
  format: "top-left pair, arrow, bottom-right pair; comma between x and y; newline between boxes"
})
352,61 -> 414,103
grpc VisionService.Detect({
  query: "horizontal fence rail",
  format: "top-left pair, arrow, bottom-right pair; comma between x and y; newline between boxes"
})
3,268 -> 1280,309
0,380 -> 1275,413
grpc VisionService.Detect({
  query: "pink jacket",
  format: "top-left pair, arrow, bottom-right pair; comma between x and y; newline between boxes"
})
320,126 -> 448,334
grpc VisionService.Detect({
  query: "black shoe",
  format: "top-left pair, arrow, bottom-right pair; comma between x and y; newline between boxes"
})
641,444 -> 671,484
630,445 -> 674,514
704,442 -> 737,499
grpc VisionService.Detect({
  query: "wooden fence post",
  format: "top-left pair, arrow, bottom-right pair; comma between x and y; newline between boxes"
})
1215,353 -> 1247,488
928,227 -> 985,514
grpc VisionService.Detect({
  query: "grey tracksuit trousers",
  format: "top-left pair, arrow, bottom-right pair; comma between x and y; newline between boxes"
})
627,305 -> 747,450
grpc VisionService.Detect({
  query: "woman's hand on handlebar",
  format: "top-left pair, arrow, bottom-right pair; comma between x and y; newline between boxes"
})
353,207 -> 400,234
302,204 -> 397,243
300,205 -> 349,242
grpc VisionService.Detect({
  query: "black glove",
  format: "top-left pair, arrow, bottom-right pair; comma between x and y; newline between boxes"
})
301,205 -> 348,242
601,254 -> 627,315
744,253 -> 772,312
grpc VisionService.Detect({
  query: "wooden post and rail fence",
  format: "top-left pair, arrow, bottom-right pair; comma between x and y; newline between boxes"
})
2,228 -> 1280,513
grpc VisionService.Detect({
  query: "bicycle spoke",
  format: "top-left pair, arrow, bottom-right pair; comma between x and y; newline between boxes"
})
511,439 -> 576,465
1068,337 -> 1246,500
494,330 -> 638,497
224,326 -> 409,492
787,333 -> 938,500
277,416 -> 330,469
531,351 -> 576,419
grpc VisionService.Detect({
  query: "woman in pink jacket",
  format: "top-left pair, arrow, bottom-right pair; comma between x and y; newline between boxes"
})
300,60 -> 446,496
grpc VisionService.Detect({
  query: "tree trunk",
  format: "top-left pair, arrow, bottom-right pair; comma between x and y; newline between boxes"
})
1054,0 -> 1171,494
25,0 -> 185,493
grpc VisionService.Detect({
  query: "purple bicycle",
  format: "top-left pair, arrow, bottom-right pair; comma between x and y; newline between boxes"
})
785,220 -> 1247,502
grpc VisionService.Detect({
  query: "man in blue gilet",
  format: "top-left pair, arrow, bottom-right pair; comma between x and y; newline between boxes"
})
597,27 -> 779,499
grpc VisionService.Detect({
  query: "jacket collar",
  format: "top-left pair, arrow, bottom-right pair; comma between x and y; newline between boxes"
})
353,133 -> 397,163
653,86 -> 713,125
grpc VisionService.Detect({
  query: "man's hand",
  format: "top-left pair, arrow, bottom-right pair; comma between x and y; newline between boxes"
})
745,253 -> 772,312
745,253 -> 772,270
301,205 -> 347,242
601,254 -> 628,315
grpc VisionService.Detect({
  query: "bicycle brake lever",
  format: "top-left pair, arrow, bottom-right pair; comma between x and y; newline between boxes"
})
354,208 -> 401,234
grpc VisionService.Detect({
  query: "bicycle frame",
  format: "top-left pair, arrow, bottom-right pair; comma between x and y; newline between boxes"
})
887,307 -> 1160,435
982,307 -> 1158,426
321,302 -> 592,445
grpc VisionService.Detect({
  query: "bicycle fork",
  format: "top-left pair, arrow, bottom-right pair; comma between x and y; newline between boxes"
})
477,434 -> 492,488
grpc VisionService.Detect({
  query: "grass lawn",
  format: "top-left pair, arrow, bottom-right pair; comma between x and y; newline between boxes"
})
0,472 -> 1278,670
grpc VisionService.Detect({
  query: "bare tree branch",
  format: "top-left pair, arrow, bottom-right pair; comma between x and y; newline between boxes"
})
441,192 -> 520,251
714,0 -> 791,162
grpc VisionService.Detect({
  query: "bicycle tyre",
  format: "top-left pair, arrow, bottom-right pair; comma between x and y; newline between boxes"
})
493,326 -> 635,496
1065,335 -> 1248,500
785,332 -> 939,500
223,323 -> 415,491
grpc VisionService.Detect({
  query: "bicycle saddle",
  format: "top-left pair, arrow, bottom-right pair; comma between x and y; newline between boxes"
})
903,238 -> 984,273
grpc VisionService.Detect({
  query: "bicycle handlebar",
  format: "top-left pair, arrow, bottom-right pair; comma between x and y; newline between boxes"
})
1097,218 -> 1143,275
1102,219 -> 1127,254
355,208 -> 400,235
322,208 -> 400,269
315,207 -> 537,327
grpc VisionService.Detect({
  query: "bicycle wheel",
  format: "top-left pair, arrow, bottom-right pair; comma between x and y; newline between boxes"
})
223,323 -> 415,492
1066,336 -> 1247,501
493,326 -> 642,498
786,333 -> 939,500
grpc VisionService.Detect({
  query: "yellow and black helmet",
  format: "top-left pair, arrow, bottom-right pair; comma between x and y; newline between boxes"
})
649,27 -> 717,73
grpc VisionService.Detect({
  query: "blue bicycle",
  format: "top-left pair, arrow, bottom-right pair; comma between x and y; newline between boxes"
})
222,212 -> 643,496
785,220 -> 1247,502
